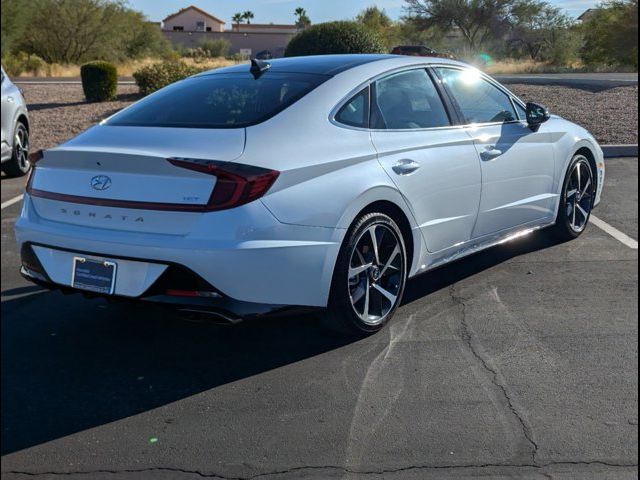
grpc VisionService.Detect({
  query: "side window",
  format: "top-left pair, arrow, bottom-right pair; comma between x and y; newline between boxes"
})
374,69 -> 450,130
335,87 -> 369,128
436,68 -> 518,124
514,101 -> 527,121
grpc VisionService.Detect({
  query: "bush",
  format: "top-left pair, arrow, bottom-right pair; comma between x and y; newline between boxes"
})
2,52 -> 49,77
199,39 -> 231,58
133,61 -> 207,95
582,0 -> 638,69
2,52 -> 26,76
80,61 -> 118,102
23,55 -> 47,76
285,21 -> 386,57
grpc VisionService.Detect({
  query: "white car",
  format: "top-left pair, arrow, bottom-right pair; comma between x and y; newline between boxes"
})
16,55 -> 604,335
1,65 -> 31,177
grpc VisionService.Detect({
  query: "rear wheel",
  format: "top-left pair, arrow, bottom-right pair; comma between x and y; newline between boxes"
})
3,121 -> 30,177
324,213 -> 407,336
551,154 -> 595,241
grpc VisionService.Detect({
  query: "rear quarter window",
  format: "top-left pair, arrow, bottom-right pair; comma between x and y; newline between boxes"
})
108,72 -> 329,129
335,88 -> 370,128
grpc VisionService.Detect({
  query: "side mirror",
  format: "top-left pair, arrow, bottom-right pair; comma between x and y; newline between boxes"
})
526,102 -> 550,128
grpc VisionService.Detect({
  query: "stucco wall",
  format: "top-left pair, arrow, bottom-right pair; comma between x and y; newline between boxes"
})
163,31 -> 295,57
163,9 -> 225,32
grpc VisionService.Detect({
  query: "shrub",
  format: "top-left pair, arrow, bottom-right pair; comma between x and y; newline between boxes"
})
2,52 -> 49,77
2,52 -> 26,76
80,61 -> 118,102
285,21 -> 386,57
133,61 -> 207,95
23,55 -> 47,76
199,39 -> 231,58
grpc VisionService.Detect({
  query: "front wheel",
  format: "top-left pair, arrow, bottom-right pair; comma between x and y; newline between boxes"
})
324,212 -> 407,336
551,154 -> 595,241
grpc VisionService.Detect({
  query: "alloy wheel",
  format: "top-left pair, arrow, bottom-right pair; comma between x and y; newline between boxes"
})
565,158 -> 594,233
347,223 -> 404,326
14,126 -> 29,170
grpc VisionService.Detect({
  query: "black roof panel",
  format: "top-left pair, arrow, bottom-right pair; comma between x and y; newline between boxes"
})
203,54 -> 392,77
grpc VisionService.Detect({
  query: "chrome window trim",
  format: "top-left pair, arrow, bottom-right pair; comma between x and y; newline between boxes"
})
330,62 -> 530,132
330,64 -> 456,132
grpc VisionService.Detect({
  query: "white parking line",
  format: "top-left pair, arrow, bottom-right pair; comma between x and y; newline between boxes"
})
591,215 -> 638,249
1,194 -> 23,210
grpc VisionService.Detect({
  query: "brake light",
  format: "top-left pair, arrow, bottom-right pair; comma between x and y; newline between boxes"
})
168,158 -> 279,211
25,150 -> 45,194
29,149 -> 44,164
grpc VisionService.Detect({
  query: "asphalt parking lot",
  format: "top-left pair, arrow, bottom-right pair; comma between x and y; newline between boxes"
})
1,158 -> 638,479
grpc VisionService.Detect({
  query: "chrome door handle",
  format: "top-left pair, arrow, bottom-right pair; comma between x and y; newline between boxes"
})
392,159 -> 420,175
6,96 -> 14,103
481,146 -> 502,160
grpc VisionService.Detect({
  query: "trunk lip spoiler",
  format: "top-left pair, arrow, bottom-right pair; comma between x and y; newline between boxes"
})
26,187 -> 211,212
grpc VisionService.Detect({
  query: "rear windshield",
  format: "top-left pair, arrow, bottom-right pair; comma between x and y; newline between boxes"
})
107,72 -> 329,129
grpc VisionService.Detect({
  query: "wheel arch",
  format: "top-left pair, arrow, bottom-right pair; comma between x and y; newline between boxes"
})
16,113 -> 30,133
330,186 -> 426,281
574,146 -> 598,193
357,200 -> 415,275
554,138 -> 604,215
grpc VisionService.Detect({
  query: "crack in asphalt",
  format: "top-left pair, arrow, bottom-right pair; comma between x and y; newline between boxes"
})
4,461 -> 639,478
448,284 -> 541,465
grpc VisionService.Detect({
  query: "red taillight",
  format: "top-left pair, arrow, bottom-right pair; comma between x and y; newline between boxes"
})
168,158 -> 279,211
25,150 -> 45,193
29,149 -> 44,164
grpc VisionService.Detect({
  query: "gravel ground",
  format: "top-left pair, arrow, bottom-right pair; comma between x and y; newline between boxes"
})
22,84 -> 140,152
509,84 -> 638,144
20,83 -> 638,151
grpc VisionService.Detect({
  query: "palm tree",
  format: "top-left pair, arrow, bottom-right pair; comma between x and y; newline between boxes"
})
242,11 -> 254,24
294,7 -> 311,28
232,12 -> 243,30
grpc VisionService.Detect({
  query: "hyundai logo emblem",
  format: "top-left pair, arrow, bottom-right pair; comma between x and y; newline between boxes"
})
90,175 -> 112,191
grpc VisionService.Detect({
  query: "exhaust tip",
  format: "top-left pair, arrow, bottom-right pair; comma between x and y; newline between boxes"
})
178,309 -> 242,326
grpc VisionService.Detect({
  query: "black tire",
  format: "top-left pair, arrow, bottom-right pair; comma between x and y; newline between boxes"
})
2,121 -> 30,177
551,154 -> 595,241
323,212 -> 407,336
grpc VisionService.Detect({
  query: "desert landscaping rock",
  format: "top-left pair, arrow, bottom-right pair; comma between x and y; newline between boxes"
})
509,84 -> 638,145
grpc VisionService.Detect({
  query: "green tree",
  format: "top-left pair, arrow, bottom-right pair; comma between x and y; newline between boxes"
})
232,13 -> 244,27
404,0 -> 516,52
508,0 -> 576,61
294,7 -> 311,28
242,11 -> 255,24
582,0 -> 638,68
356,6 -> 400,48
1,0 -> 34,57
15,0 -> 169,63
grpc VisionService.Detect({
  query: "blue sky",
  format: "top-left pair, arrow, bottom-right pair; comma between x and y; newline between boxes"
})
130,0 -> 598,24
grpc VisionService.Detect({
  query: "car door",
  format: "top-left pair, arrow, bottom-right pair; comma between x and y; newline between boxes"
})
370,68 -> 482,253
434,67 -> 556,238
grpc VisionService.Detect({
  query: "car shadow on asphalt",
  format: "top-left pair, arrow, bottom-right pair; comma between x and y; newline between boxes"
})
1,231 -> 564,455
403,230 -> 563,304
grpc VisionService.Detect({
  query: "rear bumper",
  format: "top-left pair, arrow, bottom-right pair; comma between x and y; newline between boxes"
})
20,259 -> 306,322
15,194 -> 343,307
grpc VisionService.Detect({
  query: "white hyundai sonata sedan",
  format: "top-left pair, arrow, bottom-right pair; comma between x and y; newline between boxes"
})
16,55 -> 604,334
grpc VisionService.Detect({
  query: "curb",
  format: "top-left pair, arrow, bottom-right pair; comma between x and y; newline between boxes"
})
602,145 -> 638,158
